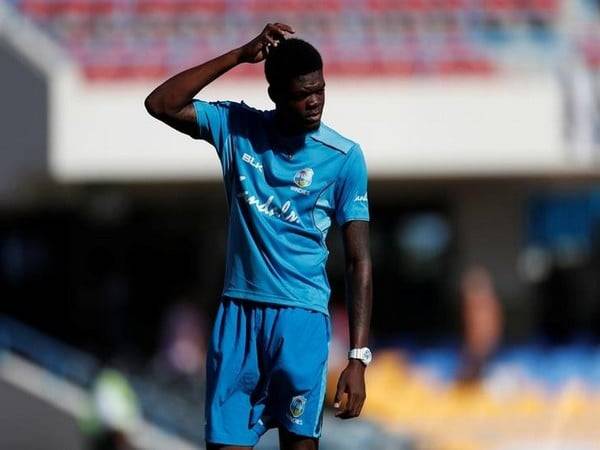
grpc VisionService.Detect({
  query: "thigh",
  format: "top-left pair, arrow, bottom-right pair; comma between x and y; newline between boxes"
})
205,299 -> 264,447
264,307 -> 331,439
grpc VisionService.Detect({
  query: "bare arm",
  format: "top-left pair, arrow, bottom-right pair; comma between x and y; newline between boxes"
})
144,23 -> 294,137
343,220 -> 372,349
334,220 -> 373,419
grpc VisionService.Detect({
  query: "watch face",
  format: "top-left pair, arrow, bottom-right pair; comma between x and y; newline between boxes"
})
363,348 -> 372,364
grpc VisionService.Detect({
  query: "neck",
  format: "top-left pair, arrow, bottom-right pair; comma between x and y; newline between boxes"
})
274,110 -> 305,137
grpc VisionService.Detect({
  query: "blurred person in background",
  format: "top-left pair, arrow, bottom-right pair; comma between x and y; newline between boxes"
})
145,23 -> 373,450
83,369 -> 139,450
458,266 -> 503,383
153,300 -> 208,382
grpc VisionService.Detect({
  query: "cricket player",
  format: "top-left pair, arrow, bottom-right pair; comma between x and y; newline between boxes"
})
145,23 -> 373,450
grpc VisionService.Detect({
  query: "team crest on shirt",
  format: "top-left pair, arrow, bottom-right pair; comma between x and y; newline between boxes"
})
294,168 -> 314,188
291,168 -> 314,195
287,395 -> 307,425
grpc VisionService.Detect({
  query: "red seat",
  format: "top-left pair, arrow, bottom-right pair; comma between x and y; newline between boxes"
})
482,0 -> 520,12
135,0 -> 225,14
430,0 -> 468,11
21,0 -> 57,18
528,0 -> 560,14
245,0 -> 338,12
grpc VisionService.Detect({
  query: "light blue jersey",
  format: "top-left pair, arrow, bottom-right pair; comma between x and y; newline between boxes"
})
193,100 -> 369,315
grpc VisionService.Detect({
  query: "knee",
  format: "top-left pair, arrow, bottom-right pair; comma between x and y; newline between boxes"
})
278,427 -> 318,450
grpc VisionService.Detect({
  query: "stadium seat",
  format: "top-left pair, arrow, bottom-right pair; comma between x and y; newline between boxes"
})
7,0 -> 594,79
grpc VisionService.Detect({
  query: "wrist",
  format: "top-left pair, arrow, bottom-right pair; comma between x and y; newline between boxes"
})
348,358 -> 366,370
230,47 -> 245,65
348,347 -> 372,366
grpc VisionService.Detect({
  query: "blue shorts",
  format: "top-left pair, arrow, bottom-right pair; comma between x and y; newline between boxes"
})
204,297 -> 331,446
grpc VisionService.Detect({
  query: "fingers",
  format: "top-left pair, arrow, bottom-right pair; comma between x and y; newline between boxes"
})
334,390 -> 366,419
334,395 -> 352,419
335,392 -> 360,419
333,368 -> 366,419
353,394 -> 366,417
264,22 -> 295,45
333,381 -> 354,419
333,377 -> 345,409
263,34 -> 276,48
272,23 -> 295,34
335,394 -> 356,419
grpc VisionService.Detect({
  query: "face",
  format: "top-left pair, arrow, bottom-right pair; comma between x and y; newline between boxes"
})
274,70 -> 325,133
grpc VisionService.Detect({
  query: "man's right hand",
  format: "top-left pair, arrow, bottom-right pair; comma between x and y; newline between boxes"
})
238,23 -> 295,64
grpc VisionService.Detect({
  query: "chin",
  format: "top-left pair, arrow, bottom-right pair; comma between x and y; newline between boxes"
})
304,120 -> 321,132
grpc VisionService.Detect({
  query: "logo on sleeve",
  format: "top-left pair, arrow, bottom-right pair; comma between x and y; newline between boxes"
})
354,193 -> 368,202
287,395 -> 307,425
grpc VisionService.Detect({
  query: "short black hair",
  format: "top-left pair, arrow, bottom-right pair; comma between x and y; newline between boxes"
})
264,38 -> 323,88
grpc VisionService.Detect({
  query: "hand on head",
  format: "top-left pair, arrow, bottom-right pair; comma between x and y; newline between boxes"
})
239,23 -> 295,64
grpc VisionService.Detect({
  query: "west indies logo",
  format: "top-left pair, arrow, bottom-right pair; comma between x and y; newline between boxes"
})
287,395 -> 307,425
293,168 -> 314,188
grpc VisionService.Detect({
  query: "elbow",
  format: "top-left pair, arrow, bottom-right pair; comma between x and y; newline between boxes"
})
144,95 -> 164,119
347,258 -> 373,296
346,256 -> 372,278
359,258 -> 373,282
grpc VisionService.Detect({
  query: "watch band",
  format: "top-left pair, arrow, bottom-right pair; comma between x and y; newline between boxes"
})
348,347 -> 372,365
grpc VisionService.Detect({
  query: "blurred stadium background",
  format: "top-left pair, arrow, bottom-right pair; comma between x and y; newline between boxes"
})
2,0 -> 600,449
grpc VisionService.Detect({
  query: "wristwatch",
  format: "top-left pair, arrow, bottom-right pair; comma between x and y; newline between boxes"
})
348,347 -> 372,366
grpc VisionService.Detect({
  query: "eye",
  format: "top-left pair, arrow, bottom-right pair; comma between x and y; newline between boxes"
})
294,93 -> 310,101
309,89 -> 324,99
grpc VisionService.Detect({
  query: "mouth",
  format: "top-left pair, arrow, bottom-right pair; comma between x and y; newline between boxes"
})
305,111 -> 322,123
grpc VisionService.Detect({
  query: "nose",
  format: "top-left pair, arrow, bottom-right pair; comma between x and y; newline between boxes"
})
306,94 -> 319,109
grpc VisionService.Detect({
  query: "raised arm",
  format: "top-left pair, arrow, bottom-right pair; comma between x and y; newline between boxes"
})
144,23 -> 294,137
334,220 -> 373,419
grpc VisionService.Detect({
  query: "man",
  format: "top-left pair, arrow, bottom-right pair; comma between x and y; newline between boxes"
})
145,23 -> 373,450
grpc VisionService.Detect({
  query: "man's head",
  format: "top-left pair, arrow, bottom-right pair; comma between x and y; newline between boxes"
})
265,38 -> 325,133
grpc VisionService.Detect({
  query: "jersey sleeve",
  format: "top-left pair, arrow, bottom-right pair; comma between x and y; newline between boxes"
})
191,99 -> 235,154
192,99 -> 242,176
334,145 -> 370,226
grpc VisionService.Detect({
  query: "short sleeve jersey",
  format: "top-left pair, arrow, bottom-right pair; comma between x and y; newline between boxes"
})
193,100 -> 369,315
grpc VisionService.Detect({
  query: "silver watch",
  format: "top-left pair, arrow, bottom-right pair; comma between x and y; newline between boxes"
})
348,347 -> 372,366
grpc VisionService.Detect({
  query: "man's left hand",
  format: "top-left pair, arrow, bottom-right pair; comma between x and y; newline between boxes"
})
333,359 -> 366,419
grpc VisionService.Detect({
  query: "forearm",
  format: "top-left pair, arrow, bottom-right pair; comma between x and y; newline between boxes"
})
145,48 -> 243,116
345,258 -> 372,348
335,256 -> 371,415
